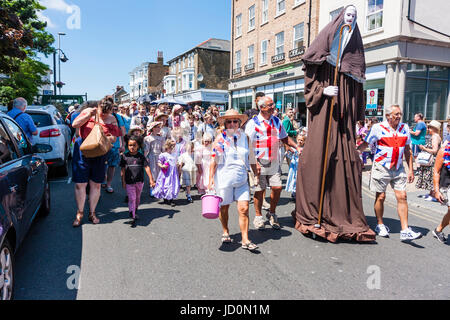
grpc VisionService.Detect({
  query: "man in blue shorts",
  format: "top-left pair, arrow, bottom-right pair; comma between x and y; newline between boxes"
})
103,105 -> 126,193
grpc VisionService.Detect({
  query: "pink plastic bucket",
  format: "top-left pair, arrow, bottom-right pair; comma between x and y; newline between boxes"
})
201,194 -> 223,219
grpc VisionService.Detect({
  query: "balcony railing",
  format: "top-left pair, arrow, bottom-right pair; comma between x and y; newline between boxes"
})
289,46 -> 305,59
244,63 -> 255,72
271,52 -> 285,64
233,67 -> 242,75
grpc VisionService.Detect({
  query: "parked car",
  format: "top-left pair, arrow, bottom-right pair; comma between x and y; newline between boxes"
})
0,111 -> 52,300
25,105 -> 72,176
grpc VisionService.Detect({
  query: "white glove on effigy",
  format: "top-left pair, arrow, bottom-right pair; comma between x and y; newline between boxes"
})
323,86 -> 338,97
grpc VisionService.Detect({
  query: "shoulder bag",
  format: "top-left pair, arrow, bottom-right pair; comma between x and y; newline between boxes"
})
416,150 -> 433,167
80,113 -> 112,158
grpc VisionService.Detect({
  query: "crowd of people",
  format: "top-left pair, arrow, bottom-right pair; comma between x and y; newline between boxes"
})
64,93 -> 305,250
5,94 -> 449,249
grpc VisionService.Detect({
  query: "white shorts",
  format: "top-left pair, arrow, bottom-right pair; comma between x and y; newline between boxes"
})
216,183 -> 250,207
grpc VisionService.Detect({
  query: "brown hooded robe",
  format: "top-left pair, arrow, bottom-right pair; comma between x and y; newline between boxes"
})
293,7 -> 376,242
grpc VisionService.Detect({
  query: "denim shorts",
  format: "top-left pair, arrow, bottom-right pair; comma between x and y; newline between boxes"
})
107,147 -> 120,167
72,138 -> 108,184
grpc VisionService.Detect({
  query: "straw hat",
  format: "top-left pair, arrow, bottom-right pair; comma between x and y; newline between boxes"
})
147,121 -> 163,132
129,125 -> 145,135
428,120 -> 441,131
154,111 -> 169,121
218,109 -> 248,126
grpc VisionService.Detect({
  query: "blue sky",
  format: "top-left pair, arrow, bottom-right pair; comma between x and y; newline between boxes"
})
38,0 -> 231,100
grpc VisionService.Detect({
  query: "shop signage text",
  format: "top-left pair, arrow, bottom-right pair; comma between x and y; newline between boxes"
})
269,71 -> 295,81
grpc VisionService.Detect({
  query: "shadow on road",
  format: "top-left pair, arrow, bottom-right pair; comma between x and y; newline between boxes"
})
14,178 -> 82,300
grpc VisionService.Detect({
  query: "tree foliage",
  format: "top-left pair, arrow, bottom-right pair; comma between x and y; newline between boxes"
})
0,0 -> 54,104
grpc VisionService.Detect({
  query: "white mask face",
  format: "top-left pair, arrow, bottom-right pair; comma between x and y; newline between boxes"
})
344,7 -> 356,25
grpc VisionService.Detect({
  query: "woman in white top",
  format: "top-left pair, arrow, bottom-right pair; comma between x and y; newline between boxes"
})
208,110 -> 259,252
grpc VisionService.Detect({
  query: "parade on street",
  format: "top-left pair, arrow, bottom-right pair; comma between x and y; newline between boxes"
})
1,0 -> 449,303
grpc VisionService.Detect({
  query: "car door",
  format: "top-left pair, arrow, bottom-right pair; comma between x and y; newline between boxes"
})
1,118 -> 45,235
0,120 -> 27,243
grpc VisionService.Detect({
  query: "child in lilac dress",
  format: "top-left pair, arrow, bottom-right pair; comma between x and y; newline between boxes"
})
152,139 -> 180,207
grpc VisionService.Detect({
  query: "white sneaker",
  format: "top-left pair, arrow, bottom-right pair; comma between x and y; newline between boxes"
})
400,227 -> 422,241
262,200 -> 270,210
375,224 -> 390,237
253,216 -> 265,230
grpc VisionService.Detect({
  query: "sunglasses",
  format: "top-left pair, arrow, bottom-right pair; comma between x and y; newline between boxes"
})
226,120 -> 240,124
266,103 -> 275,107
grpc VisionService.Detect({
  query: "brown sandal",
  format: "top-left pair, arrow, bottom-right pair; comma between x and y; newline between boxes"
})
73,211 -> 84,228
89,212 -> 100,224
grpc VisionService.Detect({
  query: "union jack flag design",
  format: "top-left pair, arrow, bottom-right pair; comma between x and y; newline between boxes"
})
365,121 -> 411,170
212,131 -> 231,158
251,116 -> 282,161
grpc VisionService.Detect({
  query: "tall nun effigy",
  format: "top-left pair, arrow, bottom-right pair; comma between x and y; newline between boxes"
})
293,5 -> 376,242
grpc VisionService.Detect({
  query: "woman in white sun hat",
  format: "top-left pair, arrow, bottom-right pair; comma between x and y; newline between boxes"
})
208,109 -> 259,252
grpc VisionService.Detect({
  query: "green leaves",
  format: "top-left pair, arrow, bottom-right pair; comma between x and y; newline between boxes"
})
1,0 -> 54,104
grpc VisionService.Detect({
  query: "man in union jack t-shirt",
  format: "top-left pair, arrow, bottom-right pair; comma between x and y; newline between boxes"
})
358,105 -> 422,241
245,96 -> 299,231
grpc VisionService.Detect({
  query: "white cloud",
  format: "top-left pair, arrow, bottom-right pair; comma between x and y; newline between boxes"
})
40,0 -> 72,13
36,11 -> 56,28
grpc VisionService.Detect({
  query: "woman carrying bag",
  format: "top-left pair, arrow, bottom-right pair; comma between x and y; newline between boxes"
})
208,110 -> 259,252
71,96 -> 122,227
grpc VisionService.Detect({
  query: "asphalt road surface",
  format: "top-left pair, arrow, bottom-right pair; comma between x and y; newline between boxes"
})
13,164 -> 450,300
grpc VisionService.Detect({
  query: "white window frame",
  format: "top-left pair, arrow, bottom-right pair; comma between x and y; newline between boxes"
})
248,5 -> 255,31
236,14 -> 242,37
330,7 -> 343,21
366,0 -> 383,32
248,45 -> 254,65
276,0 -> 286,16
294,0 -> 306,6
235,50 -> 241,69
293,23 -> 304,49
275,31 -> 285,55
261,0 -> 269,24
260,40 -> 268,66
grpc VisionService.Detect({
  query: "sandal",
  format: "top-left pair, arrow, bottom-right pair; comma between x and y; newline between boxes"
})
89,212 -> 100,225
221,234 -> 232,243
73,211 -> 84,228
106,187 -> 114,193
241,242 -> 258,251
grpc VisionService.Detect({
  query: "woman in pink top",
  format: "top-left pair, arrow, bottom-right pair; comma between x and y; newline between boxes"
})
71,96 -> 122,227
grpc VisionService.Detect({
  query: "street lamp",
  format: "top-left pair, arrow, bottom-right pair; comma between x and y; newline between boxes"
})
53,48 -> 69,95
58,32 -> 66,95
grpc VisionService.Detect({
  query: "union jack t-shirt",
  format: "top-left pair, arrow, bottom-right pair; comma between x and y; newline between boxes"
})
245,114 -> 288,175
365,121 -> 411,170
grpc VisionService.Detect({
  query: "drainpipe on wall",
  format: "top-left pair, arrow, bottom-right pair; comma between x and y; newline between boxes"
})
229,0 -> 235,110
307,0 -> 312,46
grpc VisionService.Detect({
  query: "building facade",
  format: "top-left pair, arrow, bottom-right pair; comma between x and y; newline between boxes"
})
129,51 -> 169,101
319,0 -> 450,124
164,38 -> 230,110
229,0 -> 320,126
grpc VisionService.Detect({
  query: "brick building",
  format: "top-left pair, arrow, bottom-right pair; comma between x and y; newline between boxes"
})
229,0 -> 320,126
129,52 -> 169,100
164,38 -> 230,110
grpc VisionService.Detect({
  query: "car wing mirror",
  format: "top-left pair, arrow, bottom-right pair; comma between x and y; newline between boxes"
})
32,144 -> 53,154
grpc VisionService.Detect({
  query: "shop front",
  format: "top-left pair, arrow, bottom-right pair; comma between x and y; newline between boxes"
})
175,89 -> 229,111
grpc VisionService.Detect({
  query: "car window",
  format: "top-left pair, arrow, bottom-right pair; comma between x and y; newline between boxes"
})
0,121 -> 18,164
3,118 -> 29,157
28,112 -> 53,127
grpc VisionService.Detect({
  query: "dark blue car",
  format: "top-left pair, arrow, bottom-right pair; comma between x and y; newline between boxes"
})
0,112 -> 51,300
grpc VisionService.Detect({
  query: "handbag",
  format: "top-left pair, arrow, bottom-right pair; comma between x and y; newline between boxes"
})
416,151 -> 433,167
80,113 -> 112,158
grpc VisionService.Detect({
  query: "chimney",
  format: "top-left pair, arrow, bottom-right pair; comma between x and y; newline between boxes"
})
157,51 -> 164,64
